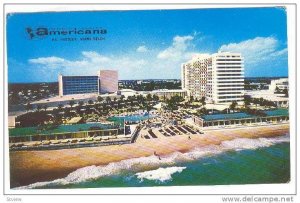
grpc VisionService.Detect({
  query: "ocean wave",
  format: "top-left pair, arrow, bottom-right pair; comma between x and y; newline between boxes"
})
221,135 -> 290,150
136,166 -> 186,182
16,155 -> 173,189
258,135 -> 290,144
221,138 -> 272,150
186,145 -> 224,160
16,135 -> 289,189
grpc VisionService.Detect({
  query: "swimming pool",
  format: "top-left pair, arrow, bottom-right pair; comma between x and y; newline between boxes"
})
108,114 -> 156,123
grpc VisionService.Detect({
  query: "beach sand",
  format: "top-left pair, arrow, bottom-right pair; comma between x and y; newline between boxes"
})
9,124 -> 289,188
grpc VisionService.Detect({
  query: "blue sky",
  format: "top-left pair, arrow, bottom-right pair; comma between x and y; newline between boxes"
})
7,8 -> 288,83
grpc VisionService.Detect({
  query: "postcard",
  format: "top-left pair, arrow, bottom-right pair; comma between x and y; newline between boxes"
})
4,3 -> 295,198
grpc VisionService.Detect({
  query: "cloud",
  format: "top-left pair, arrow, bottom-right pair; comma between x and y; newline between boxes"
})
219,36 -> 287,65
28,51 -> 150,79
27,34 -> 203,80
29,56 -> 90,71
136,45 -> 148,53
157,35 -> 195,60
81,51 -> 111,62
28,56 -> 65,65
269,48 -> 288,57
26,34 -> 288,81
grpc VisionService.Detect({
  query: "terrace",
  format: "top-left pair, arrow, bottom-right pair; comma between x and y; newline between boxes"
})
8,122 -> 132,150
9,135 -> 132,151
194,109 -> 289,128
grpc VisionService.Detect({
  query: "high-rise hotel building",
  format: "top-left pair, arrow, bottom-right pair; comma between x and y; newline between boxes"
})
181,52 -> 244,104
58,70 -> 118,96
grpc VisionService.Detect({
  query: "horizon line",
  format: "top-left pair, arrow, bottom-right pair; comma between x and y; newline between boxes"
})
8,76 -> 289,84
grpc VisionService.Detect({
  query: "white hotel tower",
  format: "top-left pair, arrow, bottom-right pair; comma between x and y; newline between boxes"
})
181,52 -> 244,104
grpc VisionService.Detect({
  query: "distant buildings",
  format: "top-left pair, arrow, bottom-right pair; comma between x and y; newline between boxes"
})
269,78 -> 289,92
150,89 -> 187,100
58,70 -> 118,96
182,52 -> 244,104
116,89 -> 139,98
117,88 -> 187,100
245,78 -> 289,108
246,90 -> 289,107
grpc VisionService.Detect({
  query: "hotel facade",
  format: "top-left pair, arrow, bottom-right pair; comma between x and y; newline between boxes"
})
181,52 -> 244,104
59,70 -> 118,96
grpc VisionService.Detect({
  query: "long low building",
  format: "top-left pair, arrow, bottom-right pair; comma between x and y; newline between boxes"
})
150,89 -> 187,99
193,109 -> 289,127
116,89 -> 188,99
9,123 -> 124,143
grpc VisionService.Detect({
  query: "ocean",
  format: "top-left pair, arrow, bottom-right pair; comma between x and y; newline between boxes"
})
18,135 -> 290,189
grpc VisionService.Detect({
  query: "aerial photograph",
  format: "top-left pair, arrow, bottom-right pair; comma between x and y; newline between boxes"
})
7,7 -> 290,189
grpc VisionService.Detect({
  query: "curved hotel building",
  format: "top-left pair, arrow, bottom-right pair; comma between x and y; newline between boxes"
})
181,52 -> 244,104
58,70 -> 118,96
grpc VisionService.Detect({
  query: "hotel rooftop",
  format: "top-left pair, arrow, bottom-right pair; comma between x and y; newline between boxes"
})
201,109 -> 289,121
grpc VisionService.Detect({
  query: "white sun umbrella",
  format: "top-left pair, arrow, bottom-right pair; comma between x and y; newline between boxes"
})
153,102 -> 163,110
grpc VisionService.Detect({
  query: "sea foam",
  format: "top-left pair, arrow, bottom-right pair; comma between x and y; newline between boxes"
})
221,135 -> 290,150
136,166 -> 186,182
16,134 -> 289,189
16,155 -> 173,189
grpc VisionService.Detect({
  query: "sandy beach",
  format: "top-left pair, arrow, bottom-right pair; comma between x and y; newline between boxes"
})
9,124 -> 289,188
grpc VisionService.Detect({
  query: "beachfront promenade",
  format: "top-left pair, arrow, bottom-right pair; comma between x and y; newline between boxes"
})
10,123 -> 289,188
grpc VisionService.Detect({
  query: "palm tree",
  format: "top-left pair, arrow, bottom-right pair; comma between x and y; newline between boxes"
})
137,95 -> 144,103
88,100 -> 94,105
43,104 -> 48,112
244,95 -> 251,107
200,96 -> 206,106
230,101 -> 238,112
58,104 -> 64,111
166,99 -> 176,112
146,94 -> 152,102
132,95 -> 137,102
259,97 -> 264,106
69,100 -> 75,108
145,104 -> 152,118
129,100 -> 135,112
105,97 -> 111,104
76,101 -> 84,114
78,101 -> 84,106
36,104 -> 42,112
189,96 -> 194,103
153,94 -> 159,102
102,103 -> 108,114
97,96 -> 103,103
117,100 -> 122,110
25,102 -> 33,112
197,107 -> 207,115
120,95 -> 125,101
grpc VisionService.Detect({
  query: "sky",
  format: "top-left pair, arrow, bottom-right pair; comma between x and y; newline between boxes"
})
6,7 -> 288,83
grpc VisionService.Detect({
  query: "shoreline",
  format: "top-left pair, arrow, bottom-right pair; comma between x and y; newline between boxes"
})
10,123 -> 290,188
